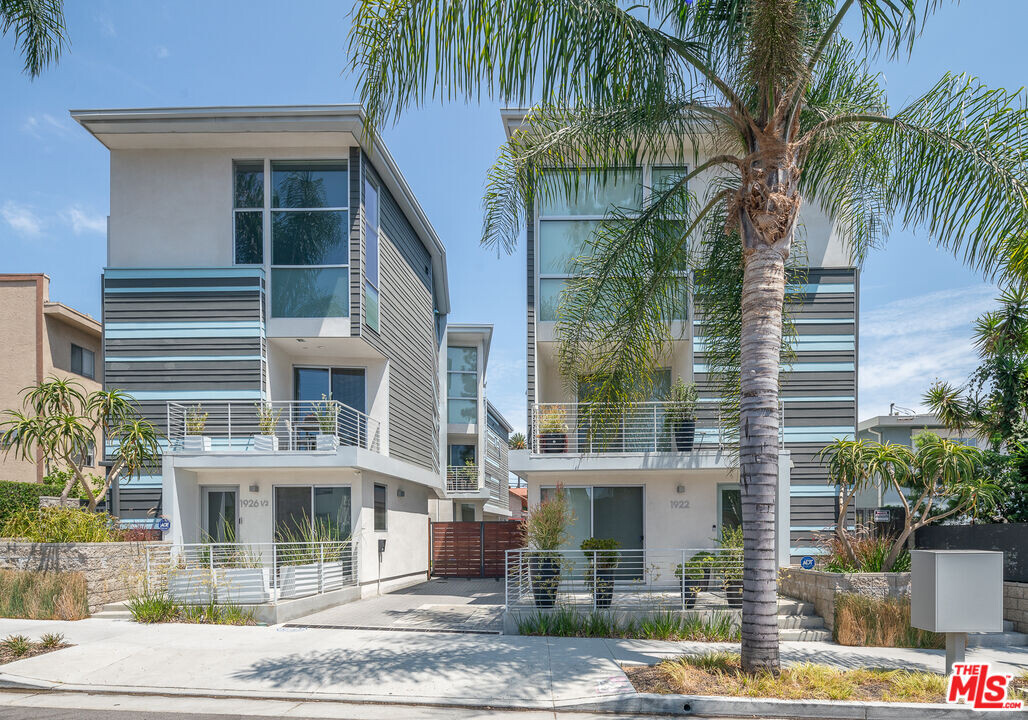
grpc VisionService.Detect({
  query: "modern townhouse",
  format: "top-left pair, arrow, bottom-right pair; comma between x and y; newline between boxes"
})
503,111 -> 857,564
0,274 -> 105,485
434,324 -> 514,522
73,105 -> 514,597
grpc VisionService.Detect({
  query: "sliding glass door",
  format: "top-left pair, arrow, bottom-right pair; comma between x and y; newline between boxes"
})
294,367 -> 366,446
274,485 -> 352,540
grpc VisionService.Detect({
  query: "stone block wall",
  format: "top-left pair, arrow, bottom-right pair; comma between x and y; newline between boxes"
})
778,568 -> 910,630
0,541 -> 160,613
1005,582 -> 1028,633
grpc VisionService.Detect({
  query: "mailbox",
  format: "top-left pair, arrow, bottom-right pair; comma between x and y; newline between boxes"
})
911,550 -> 1003,634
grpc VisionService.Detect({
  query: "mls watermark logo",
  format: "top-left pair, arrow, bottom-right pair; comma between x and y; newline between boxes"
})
947,663 -> 1023,710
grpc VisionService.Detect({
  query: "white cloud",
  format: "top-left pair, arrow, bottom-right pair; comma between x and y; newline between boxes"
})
859,284 -> 996,419
62,206 -> 107,235
154,45 -> 169,59
22,113 -> 71,140
1,201 -> 44,236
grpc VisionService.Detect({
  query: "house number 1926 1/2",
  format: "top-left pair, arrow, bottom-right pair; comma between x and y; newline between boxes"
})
241,499 -> 269,508
670,500 -> 691,509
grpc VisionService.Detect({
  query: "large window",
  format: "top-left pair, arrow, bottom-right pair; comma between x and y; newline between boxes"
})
448,444 -> 476,466
233,162 -> 264,264
447,346 -> 478,424
71,344 -> 95,379
274,485 -> 352,540
364,175 -> 380,332
536,167 -> 688,321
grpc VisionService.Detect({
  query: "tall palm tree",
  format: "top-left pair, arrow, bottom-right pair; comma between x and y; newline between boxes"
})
350,0 -> 1028,672
1,0 -> 66,76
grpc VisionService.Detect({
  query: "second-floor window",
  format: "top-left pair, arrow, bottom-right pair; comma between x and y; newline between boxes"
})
233,160 -> 350,319
364,175 -> 380,332
71,344 -> 95,379
447,346 -> 478,424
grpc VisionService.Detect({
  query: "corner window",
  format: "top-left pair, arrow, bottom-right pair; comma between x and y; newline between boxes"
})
447,347 -> 478,424
268,161 -> 349,318
374,483 -> 387,531
364,175 -> 380,332
233,162 -> 264,264
70,344 -> 95,379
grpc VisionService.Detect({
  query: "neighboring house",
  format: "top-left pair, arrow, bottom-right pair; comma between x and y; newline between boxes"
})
502,111 -> 857,563
74,105 -> 469,595
433,324 -> 513,521
0,274 -> 104,485
509,487 -> 527,519
856,410 -> 982,509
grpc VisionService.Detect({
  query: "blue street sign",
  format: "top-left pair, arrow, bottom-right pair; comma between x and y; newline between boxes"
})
800,556 -> 815,570
156,518 -> 171,532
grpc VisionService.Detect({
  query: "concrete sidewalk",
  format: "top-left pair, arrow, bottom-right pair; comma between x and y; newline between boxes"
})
0,617 -> 1025,713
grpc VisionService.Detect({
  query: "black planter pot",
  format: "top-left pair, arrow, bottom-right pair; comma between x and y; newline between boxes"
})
672,418 -> 696,452
530,556 -> 560,608
539,432 -> 568,454
681,579 -> 701,610
724,580 -> 743,608
591,568 -> 615,609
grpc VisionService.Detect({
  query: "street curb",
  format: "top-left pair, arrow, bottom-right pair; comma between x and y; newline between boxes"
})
562,692 -> 1021,718
0,675 -> 1020,718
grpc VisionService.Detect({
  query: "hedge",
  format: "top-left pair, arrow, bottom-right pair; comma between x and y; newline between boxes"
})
0,480 -> 68,524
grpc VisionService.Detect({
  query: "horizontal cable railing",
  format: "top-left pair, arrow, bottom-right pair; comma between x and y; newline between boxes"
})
166,400 -> 382,454
505,548 -> 743,611
145,540 -> 357,605
446,465 -> 481,494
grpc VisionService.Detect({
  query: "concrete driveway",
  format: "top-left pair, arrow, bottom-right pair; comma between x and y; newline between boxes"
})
286,577 -> 506,633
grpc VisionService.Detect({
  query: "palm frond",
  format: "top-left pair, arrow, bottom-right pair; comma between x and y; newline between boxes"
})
1,0 -> 66,77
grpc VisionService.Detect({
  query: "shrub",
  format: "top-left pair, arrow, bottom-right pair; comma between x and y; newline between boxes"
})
127,593 -> 257,626
524,485 -> 573,551
39,632 -> 65,649
0,569 -> 89,620
834,593 -> 944,649
0,635 -> 31,658
0,480 -> 67,524
515,609 -> 740,642
819,528 -> 911,573
128,593 -> 179,623
0,506 -> 124,543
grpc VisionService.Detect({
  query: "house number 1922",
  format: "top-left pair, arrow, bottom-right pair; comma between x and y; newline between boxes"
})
670,500 -> 691,509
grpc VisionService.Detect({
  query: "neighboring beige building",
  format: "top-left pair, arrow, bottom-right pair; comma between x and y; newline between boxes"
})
0,274 -> 104,485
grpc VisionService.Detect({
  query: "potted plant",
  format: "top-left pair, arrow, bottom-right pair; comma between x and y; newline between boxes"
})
714,525 -> 744,608
537,405 -> 569,454
253,402 -> 282,451
581,537 -> 620,608
664,378 -> 698,452
312,395 -> 339,451
524,484 -> 573,608
183,404 -> 211,452
674,553 -> 706,609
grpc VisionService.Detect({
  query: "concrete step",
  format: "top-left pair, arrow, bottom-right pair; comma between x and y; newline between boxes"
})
777,614 -> 825,630
777,599 -> 816,615
92,610 -> 133,620
779,628 -> 831,642
967,631 -> 1028,648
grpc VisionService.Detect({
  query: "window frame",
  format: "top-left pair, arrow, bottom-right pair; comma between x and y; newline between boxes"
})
446,346 -> 479,425
363,172 -> 381,333
272,484 -> 353,541
232,160 -> 265,265
70,343 -> 95,379
373,483 -> 387,531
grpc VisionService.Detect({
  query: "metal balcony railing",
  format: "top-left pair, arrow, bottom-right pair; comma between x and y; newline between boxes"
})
145,540 -> 358,605
504,547 -> 744,611
446,465 -> 481,494
529,402 -> 785,454
166,400 -> 382,454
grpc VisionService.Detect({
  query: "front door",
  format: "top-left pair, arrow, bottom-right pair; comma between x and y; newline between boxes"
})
201,487 -> 237,542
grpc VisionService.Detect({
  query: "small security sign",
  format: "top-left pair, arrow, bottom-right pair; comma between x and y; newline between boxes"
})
156,518 -> 171,532
800,556 -> 816,570
873,508 -> 891,523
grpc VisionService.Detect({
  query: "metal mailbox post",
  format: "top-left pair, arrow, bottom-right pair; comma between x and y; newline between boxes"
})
910,549 -> 1004,674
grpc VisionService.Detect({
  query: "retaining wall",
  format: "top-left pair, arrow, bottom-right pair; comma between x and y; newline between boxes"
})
778,569 -> 910,631
1005,582 -> 1028,633
0,541 -> 160,613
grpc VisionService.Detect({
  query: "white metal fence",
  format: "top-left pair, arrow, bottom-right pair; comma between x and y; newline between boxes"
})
529,402 -> 785,454
145,540 -> 358,605
505,548 -> 744,611
446,465 -> 480,494
166,400 -> 381,454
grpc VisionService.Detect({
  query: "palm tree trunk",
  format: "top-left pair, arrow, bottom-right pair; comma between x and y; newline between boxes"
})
738,239 -> 787,674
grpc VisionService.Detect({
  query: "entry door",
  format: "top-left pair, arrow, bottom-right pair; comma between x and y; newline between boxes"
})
201,487 -> 238,542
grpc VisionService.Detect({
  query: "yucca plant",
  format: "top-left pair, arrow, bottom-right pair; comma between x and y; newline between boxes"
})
351,0 -> 1028,673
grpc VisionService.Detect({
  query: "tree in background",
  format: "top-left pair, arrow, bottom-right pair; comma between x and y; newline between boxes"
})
821,435 -> 1002,571
925,285 -> 1028,521
0,377 -> 161,512
351,0 -> 1028,673
1,0 -> 66,76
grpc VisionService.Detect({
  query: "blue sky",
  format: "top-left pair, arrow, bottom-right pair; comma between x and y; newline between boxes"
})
0,1 -> 1020,432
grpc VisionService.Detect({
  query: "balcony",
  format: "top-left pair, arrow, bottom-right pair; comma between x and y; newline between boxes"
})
530,402 -> 729,455
446,465 -> 481,495
167,400 -> 382,454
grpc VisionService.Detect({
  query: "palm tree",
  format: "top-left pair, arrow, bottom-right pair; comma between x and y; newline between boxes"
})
350,1 -> 1028,672
2,0 -> 66,76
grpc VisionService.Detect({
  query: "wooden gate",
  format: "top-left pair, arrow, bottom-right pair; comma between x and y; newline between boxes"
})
430,521 -> 524,577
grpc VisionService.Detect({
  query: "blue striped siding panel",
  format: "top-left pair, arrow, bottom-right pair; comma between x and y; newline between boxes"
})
104,267 -> 265,280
